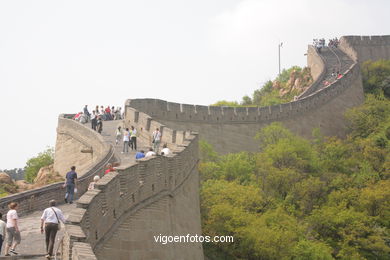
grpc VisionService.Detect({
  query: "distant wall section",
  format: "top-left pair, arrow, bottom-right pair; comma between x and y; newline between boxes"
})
340,35 -> 390,64
125,61 -> 363,154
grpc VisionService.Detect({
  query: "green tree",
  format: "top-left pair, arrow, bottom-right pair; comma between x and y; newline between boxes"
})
24,147 -> 54,183
362,59 -> 390,97
210,100 -> 240,107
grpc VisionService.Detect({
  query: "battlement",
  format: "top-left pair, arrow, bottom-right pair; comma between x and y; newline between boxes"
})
61,109 -> 202,260
3,35 -> 389,260
340,35 -> 390,63
126,63 -> 359,125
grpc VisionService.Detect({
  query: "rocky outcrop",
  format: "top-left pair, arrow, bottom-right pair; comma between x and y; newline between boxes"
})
33,164 -> 63,186
16,180 -> 33,192
0,172 -> 13,184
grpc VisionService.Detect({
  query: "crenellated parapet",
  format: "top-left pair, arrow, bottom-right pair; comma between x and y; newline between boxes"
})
63,109 -> 202,260
340,35 -> 390,64
124,37 -> 370,154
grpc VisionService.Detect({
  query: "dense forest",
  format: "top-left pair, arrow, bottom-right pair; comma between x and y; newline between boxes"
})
201,60 -> 390,259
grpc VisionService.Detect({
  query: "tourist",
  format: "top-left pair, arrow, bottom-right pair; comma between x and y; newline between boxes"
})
104,163 -> 115,175
4,202 -> 21,256
111,106 -> 115,119
83,105 -> 90,119
115,107 -> 122,120
100,106 -> 105,120
0,212 -> 6,254
152,128 -> 161,153
122,128 -> 130,153
40,200 -> 66,259
63,166 -> 77,204
73,112 -> 83,121
135,150 -> 145,160
145,148 -> 156,158
337,73 -> 343,79
79,113 -> 88,124
88,176 -> 100,190
130,126 -> 137,150
161,144 -> 171,156
115,126 -> 122,145
97,116 -> 103,134
91,110 -> 97,130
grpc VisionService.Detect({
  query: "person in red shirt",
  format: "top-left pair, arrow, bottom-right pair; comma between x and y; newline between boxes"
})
104,163 -> 115,175
105,106 -> 111,114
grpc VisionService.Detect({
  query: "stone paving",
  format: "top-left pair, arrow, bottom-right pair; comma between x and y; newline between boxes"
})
0,119 -> 152,259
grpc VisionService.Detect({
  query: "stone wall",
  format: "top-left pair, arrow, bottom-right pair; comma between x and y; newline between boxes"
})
307,45 -> 326,82
340,35 -> 390,64
125,55 -> 364,154
63,109 -> 203,260
54,116 -> 109,177
0,116 -> 115,217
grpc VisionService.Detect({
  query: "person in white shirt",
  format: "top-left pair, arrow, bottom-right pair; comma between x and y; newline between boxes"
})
115,126 -> 122,145
145,148 -> 156,158
41,200 -> 66,259
152,128 -> 162,153
161,144 -> 171,156
88,175 -> 100,190
0,212 -> 6,254
122,128 -> 130,153
4,202 -> 21,256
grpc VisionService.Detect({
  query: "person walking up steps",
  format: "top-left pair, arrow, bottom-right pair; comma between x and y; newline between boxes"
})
152,128 -> 161,153
130,126 -> 137,150
41,200 -> 66,259
115,126 -> 122,145
64,166 -> 78,204
122,128 -> 130,153
4,202 -> 21,256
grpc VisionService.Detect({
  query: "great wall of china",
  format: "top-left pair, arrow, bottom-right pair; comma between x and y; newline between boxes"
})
0,35 -> 389,259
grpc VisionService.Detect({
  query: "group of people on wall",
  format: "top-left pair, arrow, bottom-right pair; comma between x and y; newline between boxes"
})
0,200 -> 66,259
117,125 -> 171,160
73,105 -> 123,134
313,37 -> 339,52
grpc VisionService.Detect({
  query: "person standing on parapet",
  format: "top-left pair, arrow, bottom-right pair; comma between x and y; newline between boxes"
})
130,126 -> 137,150
40,200 -> 66,259
152,128 -> 161,153
122,128 -> 130,154
4,202 -> 21,256
63,166 -> 77,204
83,105 -> 90,120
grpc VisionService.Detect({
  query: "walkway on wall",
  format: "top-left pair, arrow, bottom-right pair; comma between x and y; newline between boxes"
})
300,46 -> 354,98
0,120 -> 152,259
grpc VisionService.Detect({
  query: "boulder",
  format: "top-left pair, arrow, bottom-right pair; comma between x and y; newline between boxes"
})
16,180 -> 33,192
0,172 -> 13,184
33,164 -> 64,187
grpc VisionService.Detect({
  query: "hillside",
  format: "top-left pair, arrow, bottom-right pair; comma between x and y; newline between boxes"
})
202,59 -> 390,259
212,66 -> 313,107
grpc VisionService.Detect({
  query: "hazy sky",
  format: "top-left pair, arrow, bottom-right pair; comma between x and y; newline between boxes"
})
0,0 -> 389,169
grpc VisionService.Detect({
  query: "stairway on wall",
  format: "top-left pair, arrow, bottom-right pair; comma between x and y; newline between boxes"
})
0,119 -> 152,259
300,47 -> 354,98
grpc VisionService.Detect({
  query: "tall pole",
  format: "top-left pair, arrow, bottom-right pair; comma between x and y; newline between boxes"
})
278,42 -> 283,75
